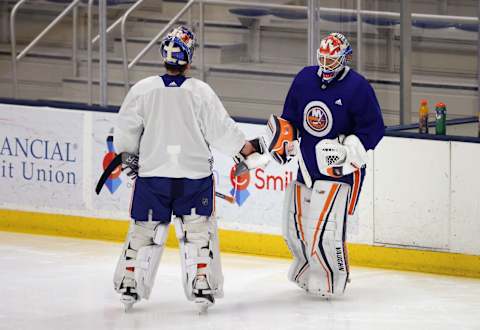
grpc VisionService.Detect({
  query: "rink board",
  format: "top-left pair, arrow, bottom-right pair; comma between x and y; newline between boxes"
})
1,209 -> 479,278
1,103 -> 480,278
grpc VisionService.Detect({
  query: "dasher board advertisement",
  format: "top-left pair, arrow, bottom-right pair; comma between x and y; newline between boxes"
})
212,123 -> 298,235
0,104 -> 84,210
92,112 -> 133,219
93,118 -> 297,233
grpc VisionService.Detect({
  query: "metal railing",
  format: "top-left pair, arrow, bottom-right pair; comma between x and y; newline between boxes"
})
86,0 -> 147,104
8,0 -> 480,126
86,0 -> 94,104
120,0 -> 307,93
10,0 -> 82,98
119,0 -> 152,93
119,0 -> 479,95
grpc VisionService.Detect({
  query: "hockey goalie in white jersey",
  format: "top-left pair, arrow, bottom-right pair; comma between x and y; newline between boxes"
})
265,33 -> 385,297
111,26 -> 263,312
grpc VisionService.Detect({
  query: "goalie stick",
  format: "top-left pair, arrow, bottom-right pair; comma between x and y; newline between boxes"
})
96,152 -> 235,204
95,153 -> 123,195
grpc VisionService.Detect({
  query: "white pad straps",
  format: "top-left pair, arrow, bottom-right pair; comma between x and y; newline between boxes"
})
174,213 -> 223,301
113,221 -> 169,300
134,224 -> 169,299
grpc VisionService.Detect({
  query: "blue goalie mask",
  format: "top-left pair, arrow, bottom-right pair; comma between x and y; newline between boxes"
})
160,26 -> 196,67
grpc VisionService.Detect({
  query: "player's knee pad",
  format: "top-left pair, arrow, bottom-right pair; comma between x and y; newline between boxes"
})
303,180 -> 350,297
114,220 -> 169,300
282,181 -> 311,290
174,213 -> 223,301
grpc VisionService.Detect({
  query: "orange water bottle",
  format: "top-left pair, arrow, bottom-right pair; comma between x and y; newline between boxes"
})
419,99 -> 429,134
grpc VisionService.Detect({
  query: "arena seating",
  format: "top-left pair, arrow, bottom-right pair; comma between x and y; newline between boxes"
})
0,0 -> 479,125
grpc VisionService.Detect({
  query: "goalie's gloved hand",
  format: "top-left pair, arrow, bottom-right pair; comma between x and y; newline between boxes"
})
233,137 -> 269,176
234,138 -> 266,164
316,135 -> 367,178
121,152 -> 139,179
248,137 -> 266,155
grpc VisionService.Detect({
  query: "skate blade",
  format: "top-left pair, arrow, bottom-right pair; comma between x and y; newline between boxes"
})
123,302 -> 134,312
195,297 -> 213,314
121,295 -> 137,312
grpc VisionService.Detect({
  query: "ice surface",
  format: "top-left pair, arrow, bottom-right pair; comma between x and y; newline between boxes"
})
1,232 -> 479,330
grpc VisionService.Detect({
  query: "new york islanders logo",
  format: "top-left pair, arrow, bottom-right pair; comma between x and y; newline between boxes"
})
229,165 -> 250,206
303,100 -> 333,137
102,135 -> 122,194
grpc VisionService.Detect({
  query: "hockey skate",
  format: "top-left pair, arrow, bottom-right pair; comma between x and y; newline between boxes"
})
119,281 -> 139,312
193,275 -> 215,314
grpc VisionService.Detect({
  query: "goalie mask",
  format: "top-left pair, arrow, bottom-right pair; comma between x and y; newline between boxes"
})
317,33 -> 352,83
160,26 -> 196,67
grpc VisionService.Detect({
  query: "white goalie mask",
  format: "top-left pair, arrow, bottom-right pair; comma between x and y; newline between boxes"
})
317,33 -> 353,83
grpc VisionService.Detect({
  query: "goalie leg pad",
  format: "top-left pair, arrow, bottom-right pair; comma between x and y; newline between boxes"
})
282,181 -> 311,290
304,180 -> 350,297
174,213 -> 223,302
113,220 -> 169,300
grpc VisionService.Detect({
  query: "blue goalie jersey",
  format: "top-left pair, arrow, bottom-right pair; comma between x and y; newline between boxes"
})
282,66 -> 385,194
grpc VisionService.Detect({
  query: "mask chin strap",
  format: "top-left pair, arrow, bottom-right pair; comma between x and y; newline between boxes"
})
321,71 -> 335,83
317,67 -> 344,84
319,61 -> 351,85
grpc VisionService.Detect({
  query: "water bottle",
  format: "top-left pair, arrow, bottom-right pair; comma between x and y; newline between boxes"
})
435,102 -> 446,135
418,99 -> 429,134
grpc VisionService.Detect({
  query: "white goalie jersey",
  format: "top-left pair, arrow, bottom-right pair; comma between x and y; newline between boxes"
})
114,75 -> 246,179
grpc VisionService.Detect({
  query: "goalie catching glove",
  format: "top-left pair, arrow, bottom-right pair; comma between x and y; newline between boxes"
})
315,134 -> 367,178
233,137 -> 269,176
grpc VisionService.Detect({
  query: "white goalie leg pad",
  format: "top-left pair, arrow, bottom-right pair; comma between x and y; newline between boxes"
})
174,213 -> 223,302
282,180 -> 311,290
303,180 -> 351,297
113,220 -> 169,300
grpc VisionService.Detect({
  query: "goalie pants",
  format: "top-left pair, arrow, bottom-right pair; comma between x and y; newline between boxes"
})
130,175 -> 215,222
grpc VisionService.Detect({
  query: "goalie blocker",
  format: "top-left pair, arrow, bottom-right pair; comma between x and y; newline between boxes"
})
265,114 -> 299,165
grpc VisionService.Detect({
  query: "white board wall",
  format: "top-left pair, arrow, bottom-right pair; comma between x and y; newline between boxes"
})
373,137 -> 451,250
1,103 -> 479,256
450,142 -> 480,255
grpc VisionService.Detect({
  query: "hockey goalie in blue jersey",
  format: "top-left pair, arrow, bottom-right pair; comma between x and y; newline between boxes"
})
266,33 -> 384,297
